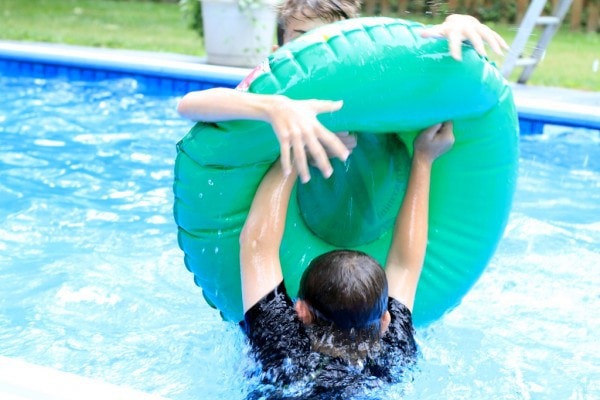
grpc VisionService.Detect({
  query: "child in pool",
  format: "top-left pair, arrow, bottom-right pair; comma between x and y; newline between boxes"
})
177,0 -> 507,183
239,121 -> 454,398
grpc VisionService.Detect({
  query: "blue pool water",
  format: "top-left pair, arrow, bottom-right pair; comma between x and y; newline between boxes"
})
1,75 -> 599,399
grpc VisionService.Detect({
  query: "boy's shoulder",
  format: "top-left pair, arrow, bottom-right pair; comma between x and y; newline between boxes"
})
243,281 -> 311,354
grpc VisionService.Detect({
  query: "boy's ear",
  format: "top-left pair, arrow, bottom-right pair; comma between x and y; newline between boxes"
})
380,310 -> 391,337
294,300 -> 314,325
272,44 -> 280,52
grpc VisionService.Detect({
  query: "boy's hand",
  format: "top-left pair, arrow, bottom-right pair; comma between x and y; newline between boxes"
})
307,131 -> 356,168
336,131 -> 358,153
267,97 -> 349,183
420,14 -> 509,61
414,122 -> 455,163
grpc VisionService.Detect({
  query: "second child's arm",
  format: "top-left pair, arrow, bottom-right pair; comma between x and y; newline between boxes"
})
239,161 -> 297,312
177,87 -> 279,122
177,88 -> 349,183
385,122 -> 455,312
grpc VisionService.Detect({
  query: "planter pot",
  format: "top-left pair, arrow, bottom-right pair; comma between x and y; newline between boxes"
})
201,0 -> 278,68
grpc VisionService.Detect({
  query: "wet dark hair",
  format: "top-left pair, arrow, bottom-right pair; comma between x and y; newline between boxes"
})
298,249 -> 388,332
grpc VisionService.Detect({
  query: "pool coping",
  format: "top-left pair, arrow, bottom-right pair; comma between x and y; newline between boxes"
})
1,40 -> 599,133
511,83 -> 600,133
0,356 -> 170,400
0,40 -> 248,87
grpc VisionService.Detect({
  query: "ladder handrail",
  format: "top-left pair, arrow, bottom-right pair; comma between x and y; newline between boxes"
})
518,0 -> 574,83
501,0 -> 574,83
501,0 -> 550,78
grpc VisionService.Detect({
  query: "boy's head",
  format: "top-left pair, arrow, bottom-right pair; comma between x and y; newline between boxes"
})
276,0 -> 362,44
296,249 -> 390,346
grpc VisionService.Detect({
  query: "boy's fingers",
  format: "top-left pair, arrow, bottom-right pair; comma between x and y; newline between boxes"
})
439,122 -> 455,145
306,141 -> 333,179
280,144 -> 292,176
306,131 -> 330,163
447,31 -> 463,61
312,99 -> 344,114
479,27 -> 503,55
420,26 -> 443,38
328,135 -> 351,161
492,30 -> 509,53
466,29 -> 487,57
339,133 -> 357,150
497,32 -> 510,50
425,123 -> 443,137
438,122 -> 453,135
335,132 -> 356,151
292,140 -> 310,183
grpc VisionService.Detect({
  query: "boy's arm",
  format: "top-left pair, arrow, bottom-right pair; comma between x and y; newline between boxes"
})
385,123 -> 454,312
421,14 -> 509,61
239,161 -> 298,312
177,88 -> 349,183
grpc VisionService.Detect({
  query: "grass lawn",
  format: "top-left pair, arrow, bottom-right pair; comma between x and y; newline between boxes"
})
0,0 -> 204,55
484,22 -> 600,91
1,0 -> 598,90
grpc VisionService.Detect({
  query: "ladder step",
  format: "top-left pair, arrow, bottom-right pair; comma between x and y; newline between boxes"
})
515,58 -> 539,66
536,16 -> 560,25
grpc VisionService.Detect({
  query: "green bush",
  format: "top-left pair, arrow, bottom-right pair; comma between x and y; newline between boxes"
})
179,0 -> 203,36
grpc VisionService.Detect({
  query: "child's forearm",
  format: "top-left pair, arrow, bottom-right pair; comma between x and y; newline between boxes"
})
385,153 -> 432,309
177,87 -> 277,122
239,162 -> 298,311
243,162 -> 297,247
177,88 -> 347,184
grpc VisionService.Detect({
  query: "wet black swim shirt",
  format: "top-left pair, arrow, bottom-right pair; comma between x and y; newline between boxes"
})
243,281 -> 417,399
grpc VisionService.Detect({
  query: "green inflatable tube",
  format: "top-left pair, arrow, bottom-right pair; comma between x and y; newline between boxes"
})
173,17 -> 519,326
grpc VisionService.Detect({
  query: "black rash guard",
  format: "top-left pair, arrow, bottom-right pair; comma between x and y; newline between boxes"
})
242,281 -> 418,399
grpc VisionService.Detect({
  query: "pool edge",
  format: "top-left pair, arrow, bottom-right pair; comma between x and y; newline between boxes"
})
1,40 -> 599,133
0,355 -> 170,400
0,40 -> 250,82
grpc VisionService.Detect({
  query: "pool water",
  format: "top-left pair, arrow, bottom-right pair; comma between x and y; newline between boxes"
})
1,76 -> 598,399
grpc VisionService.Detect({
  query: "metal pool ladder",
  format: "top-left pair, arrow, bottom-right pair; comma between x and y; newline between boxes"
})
501,0 -> 574,83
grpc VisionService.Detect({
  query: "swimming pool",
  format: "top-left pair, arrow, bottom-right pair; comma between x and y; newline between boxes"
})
1,54 -> 599,399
